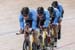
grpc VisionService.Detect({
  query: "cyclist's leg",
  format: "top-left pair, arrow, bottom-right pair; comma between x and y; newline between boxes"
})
53,25 -> 58,39
58,18 -> 62,40
52,24 -> 58,47
16,29 -> 24,35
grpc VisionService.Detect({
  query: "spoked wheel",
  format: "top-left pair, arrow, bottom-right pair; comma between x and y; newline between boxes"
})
50,35 -> 55,50
50,42 -> 54,50
32,42 -> 37,50
23,40 -> 26,50
23,40 -> 30,50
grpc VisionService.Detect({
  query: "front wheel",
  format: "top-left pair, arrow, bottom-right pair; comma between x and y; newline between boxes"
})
23,40 -> 26,50
23,40 -> 30,50
32,42 -> 37,50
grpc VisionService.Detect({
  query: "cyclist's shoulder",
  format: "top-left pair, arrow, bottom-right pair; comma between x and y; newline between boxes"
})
29,8 -> 37,15
19,13 -> 24,19
58,3 -> 63,8
58,3 -> 62,6
54,8 -> 59,12
44,9 -> 48,12
29,8 -> 36,13
44,9 -> 49,14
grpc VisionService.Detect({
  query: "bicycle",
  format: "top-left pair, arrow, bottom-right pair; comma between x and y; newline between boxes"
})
23,24 -> 31,50
48,24 -> 58,50
38,27 -> 50,50
23,26 -> 40,50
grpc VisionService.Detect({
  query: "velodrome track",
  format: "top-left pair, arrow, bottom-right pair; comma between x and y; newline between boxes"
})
0,0 -> 75,50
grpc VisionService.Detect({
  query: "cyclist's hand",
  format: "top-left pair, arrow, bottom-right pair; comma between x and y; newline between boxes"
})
19,29 -> 24,33
16,29 -> 24,35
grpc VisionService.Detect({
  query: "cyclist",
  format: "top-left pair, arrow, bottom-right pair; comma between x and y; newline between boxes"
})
17,7 -> 37,35
48,6 -> 60,47
37,7 -> 50,30
51,1 -> 64,40
37,7 -> 50,49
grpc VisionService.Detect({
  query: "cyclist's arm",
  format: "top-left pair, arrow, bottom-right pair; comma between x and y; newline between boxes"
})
19,13 -> 24,30
43,10 -> 50,28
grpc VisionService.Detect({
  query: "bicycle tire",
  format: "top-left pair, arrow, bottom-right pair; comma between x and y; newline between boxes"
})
23,40 -> 26,50
32,42 -> 37,50
23,40 -> 30,50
